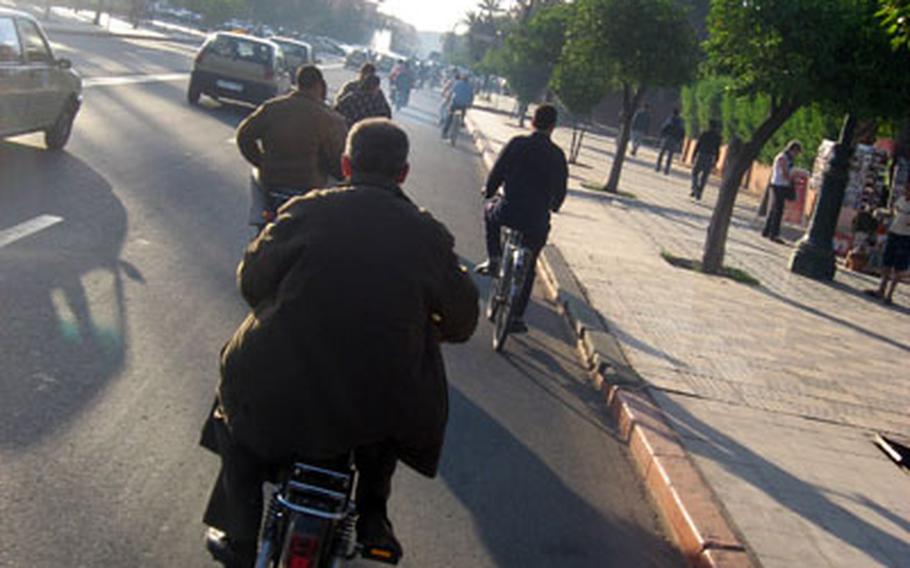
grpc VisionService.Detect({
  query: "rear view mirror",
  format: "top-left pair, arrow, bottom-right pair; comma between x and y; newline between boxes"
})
57,58 -> 72,70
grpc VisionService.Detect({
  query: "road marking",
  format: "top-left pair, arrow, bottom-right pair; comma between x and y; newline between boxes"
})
83,72 -> 188,88
0,215 -> 64,249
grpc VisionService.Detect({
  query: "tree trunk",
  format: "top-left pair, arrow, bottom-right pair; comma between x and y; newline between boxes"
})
574,127 -> 586,163
604,84 -> 645,193
702,102 -> 799,273
569,120 -> 579,164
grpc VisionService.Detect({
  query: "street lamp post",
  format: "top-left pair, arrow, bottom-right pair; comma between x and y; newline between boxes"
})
789,113 -> 857,280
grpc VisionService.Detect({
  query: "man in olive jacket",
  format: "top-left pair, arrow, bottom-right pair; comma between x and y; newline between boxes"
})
203,119 -> 479,566
237,65 -> 347,227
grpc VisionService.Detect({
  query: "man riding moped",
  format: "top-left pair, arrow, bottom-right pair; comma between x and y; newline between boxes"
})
236,65 -> 347,232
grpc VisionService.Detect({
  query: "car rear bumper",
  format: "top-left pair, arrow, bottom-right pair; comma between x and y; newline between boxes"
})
191,70 -> 279,105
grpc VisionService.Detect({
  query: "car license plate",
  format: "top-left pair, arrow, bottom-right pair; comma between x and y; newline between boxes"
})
216,80 -> 243,92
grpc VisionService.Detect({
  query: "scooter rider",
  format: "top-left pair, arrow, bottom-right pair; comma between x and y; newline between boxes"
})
236,65 -> 347,230
441,73 -> 474,138
203,119 -> 479,567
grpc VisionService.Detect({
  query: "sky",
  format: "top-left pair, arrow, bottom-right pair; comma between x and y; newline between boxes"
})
379,0 -> 479,32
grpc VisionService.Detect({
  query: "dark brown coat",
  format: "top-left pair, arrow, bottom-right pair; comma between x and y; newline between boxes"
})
217,178 -> 479,477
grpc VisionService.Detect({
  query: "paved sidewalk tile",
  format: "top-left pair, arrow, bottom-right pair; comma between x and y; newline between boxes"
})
467,103 -> 910,567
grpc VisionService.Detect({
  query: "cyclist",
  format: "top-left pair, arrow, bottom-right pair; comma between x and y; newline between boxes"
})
203,119 -> 479,567
441,73 -> 474,139
475,104 -> 568,333
236,65 -> 347,230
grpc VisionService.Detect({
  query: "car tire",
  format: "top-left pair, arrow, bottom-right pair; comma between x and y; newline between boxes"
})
44,101 -> 77,151
187,78 -> 202,105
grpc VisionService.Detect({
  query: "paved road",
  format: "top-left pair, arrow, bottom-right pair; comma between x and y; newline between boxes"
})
0,33 -> 683,567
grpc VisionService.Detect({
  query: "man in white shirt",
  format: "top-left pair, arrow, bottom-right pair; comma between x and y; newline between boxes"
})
866,183 -> 910,305
762,140 -> 802,243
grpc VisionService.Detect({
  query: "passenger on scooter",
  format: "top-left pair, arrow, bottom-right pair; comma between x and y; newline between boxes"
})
236,65 -> 347,229
202,118 -> 479,567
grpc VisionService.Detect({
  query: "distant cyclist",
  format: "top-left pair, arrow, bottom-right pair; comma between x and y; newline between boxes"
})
476,105 -> 568,333
441,73 -> 474,139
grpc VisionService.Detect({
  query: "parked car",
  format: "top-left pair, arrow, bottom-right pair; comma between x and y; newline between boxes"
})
188,32 -> 291,107
268,36 -> 316,76
0,8 -> 81,150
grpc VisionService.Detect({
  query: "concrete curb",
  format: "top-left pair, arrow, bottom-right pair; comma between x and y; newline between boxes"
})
465,112 -> 755,568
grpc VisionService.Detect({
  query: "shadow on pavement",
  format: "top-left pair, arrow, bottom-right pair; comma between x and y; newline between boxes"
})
0,141 -> 134,448
441,387 -> 684,567
657,393 -> 909,566
756,285 -> 910,354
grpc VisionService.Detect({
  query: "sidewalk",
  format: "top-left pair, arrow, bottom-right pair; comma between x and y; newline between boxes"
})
2,1 -> 205,42
466,106 -> 910,567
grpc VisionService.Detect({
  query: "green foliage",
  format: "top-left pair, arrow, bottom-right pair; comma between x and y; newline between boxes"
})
878,0 -> 910,50
707,0 -> 910,119
682,75 -> 841,169
483,3 -> 572,104
550,10 -> 609,118
680,85 -> 698,137
564,0 -> 699,94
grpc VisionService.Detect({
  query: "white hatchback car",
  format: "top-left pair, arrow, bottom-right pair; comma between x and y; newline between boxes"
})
0,8 -> 82,150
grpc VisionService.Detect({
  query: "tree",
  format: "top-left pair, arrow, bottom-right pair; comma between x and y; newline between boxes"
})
550,33 -> 608,163
701,0 -> 910,274
482,3 -> 572,126
879,0 -> 910,49
562,0 -> 698,193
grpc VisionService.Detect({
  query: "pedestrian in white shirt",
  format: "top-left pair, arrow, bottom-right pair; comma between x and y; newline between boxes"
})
762,140 -> 803,243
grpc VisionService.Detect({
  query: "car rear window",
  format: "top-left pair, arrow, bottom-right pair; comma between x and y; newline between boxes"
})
0,17 -> 21,63
235,39 -> 271,66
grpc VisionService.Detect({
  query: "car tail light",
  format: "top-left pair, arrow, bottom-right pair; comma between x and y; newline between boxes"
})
194,50 -> 206,65
264,66 -> 275,81
287,533 -> 318,568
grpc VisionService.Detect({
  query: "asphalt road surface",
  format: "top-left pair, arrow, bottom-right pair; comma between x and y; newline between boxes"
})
0,33 -> 685,567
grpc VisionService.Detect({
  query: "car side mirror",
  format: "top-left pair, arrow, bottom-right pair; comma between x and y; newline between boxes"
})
56,58 -> 72,70
314,57 -> 322,64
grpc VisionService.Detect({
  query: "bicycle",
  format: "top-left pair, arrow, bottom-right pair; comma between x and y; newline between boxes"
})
443,106 -> 466,146
485,227 -> 533,352
252,456 -> 400,567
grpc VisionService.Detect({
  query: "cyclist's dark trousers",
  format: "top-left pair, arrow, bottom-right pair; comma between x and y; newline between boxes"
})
485,203 -> 547,319
443,104 -> 468,136
203,415 -> 397,564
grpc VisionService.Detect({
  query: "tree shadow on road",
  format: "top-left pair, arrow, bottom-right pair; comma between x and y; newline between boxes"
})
0,141 -> 136,448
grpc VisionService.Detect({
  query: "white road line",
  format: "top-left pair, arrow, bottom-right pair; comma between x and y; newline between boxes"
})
0,215 -> 64,249
81,61 -> 342,90
83,72 -> 188,88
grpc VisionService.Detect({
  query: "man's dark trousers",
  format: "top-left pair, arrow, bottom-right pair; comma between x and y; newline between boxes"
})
656,142 -> 677,175
762,184 -> 789,239
203,415 -> 397,565
485,200 -> 547,319
690,155 -> 715,200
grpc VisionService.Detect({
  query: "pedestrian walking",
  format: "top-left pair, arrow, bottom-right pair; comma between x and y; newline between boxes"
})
655,109 -> 685,175
761,140 -> 803,243
629,104 -> 651,156
690,119 -> 722,200
865,183 -> 910,305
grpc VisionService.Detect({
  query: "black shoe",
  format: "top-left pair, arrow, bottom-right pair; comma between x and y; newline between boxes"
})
205,527 -> 255,567
508,319 -> 529,334
474,258 -> 499,276
357,512 -> 402,564
769,236 -> 785,244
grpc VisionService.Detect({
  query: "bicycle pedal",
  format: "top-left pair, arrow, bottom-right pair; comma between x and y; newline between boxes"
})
361,545 -> 401,564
